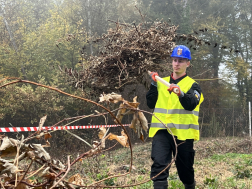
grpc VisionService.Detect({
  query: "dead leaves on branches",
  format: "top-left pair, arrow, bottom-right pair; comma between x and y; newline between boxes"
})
0,134 -> 65,188
98,123 -> 129,148
0,133 -> 107,188
130,111 -> 148,141
99,92 -> 148,142
99,92 -> 124,103
0,89 -> 149,188
109,131 -> 129,147
0,136 -> 51,175
97,127 -> 129,148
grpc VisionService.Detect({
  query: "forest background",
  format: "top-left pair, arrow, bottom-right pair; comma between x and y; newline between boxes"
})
0,0 -> 252,158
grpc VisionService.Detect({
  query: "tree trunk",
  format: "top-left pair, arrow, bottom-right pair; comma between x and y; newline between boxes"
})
0,6 -> 27,79
87,0 -> 93,55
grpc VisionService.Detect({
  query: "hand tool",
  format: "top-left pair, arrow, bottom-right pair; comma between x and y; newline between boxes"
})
148,71 -> 179,94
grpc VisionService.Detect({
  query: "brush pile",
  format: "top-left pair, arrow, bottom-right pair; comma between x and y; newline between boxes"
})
63,21 -> 201,93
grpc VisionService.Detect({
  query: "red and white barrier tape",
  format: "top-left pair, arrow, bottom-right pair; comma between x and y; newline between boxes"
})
0,124 -> 130,132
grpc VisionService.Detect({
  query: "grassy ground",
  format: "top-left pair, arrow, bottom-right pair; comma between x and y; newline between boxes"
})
70,137 -> 252,188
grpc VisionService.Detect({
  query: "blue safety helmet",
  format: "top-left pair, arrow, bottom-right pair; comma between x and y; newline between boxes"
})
171,45 -> 191,60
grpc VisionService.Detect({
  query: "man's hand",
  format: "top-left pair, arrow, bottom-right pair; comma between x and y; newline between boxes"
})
150,72 -> 159,87
167,84 -> 184,97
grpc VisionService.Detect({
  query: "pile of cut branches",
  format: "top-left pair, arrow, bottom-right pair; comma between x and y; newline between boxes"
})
63,21 -> 201,93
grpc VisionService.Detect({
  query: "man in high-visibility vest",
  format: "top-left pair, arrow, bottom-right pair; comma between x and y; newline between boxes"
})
146,45 -> 204,189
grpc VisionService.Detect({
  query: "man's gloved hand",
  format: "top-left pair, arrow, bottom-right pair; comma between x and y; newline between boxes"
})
149,72 -> 159,87
167,84 -> 184,97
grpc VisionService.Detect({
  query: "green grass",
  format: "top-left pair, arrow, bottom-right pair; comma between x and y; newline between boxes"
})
66,137 -> 252,188
210,153 -> 252,161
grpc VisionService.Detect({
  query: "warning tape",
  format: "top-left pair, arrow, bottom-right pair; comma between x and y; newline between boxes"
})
0,124 -> 130,133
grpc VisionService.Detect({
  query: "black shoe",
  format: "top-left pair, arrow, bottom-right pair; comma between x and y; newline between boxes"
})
153,180 -> 168,189
184,180 -> 196,189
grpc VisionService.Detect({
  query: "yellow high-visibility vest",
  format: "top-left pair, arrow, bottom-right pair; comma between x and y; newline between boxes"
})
149,76 -> 204,141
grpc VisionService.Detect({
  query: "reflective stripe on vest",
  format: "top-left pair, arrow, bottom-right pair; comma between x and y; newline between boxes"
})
151,122 -> 199,130
154,108 -> 199,116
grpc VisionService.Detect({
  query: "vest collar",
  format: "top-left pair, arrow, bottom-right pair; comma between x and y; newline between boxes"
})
171,73 -> 187,84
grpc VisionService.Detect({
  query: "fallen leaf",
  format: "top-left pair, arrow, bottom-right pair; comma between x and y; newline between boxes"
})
43,172 -> 56,180
28,144 -> 51,161
0,134 -> 5,140
68,173 -> 84,185
39,167 -> 56,180
52,159 -> 65,170
16,176 -> 31,189
26,151 -> 36,159
0,158 -> 20,176
0,137 -> 19,159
